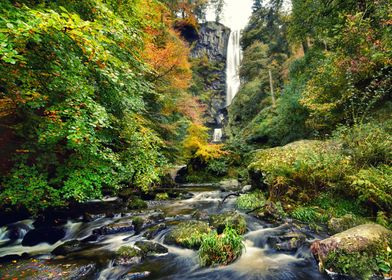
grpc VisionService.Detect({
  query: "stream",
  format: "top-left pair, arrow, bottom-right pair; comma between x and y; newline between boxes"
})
0,187 -> 328,280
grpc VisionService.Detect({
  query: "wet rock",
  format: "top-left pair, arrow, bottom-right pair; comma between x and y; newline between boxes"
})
120,271 -> 151,280
267,232 -> 306,251
114,246 -> 143,266
132,212 -> 165,233
178,192 -> 194,200
142,223 -> 167,240
209,211 -> 247,234
164,220 -> 210,249
0,258 -> 97,279
6,222 -> 31,240
192,210 -> 210,220
52,240 -> 93,256
134,241 -> 168,256
81,233 -> 100,242
22,227 -> 65,246
93,222 -> 134,235
83,212 -> 105,223
0,253 -> 30,263
327,214 -> 366,234
256,201 -> 284,223
241,185 -> 253,193
219,179 -> 240,192
127,197 -> 148,210
311,224 -> 392,275
33,215 -> 67,228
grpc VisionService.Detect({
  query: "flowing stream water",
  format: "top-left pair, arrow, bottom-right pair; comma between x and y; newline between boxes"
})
0,187 -> 328,280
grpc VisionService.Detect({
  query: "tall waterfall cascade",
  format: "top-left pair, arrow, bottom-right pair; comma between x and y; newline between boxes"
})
206,0 -> 253,106
205,0 -> 253,141
226,30 -> 242,106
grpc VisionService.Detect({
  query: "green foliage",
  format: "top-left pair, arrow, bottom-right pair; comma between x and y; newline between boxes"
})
199,226 -> 244,267
206,158 -> 228,176
116,246 -> 141,258
291,207 -> 327,223
155,193 -> 169,200
324,241 -> 392,280
236,191 -> 265,211
0,0 -> 196,213
350,165 -> 392,212
334,123 -> 392,167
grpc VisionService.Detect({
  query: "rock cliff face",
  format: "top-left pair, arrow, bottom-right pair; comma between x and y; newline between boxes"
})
190,22 -> 230,127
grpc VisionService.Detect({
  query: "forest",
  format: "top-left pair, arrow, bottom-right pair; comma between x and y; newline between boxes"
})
0,0 -> 391,279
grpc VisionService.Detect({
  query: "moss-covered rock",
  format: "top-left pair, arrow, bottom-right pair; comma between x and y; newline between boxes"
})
142,223 -> 167,240
127,197 -> 148,210
209,211 -> 247,235
267,232 -> 307,251
255,201 -> 286,223
199,226 -> 244,267
134,241 -> 168,256
327,214 -> 368,234
311,224 -> 392,279
115,246 -> 143,266
164,220 -> 210,249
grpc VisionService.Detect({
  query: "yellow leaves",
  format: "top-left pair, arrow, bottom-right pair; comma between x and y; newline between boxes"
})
183,123 -> 227,162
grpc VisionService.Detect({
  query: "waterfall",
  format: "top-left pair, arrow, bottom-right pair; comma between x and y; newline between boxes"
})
226,29 -> 242,106
212,128 -> 223,142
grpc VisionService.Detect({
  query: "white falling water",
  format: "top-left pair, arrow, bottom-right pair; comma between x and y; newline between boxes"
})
212,128 -> 223,142
206,0 -> 253,106
226,30 -> 242,106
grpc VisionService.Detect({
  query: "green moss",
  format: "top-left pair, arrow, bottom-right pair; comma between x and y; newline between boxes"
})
324,243 -> 392,279
236,191 -> 266,211
116,246 -> 141,258
199,226 -> 244,267
128,197 -> 147,210
164,221 -> 210,249
209,211 -> 247,235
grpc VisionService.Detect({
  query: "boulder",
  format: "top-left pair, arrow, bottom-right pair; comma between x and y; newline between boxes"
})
327,214 -> 366,234
22,227 -> 65,246
256,201 -> 284,223
209,211 -> 247,234
142,223 -> 167,240
241,185 -> 253,193
219,179 -> 240,192
311,224 -> 392,278
192,210 -> 210,221
93,222 -> 134,235
267,232 -> 307,251
164,220 -> 210,249
51,240 -> 95,256
114,246 -> 143,266
134,241 -> 168,256
120,271 -> 151,280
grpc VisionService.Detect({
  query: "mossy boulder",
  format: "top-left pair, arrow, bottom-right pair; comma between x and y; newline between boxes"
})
115,246 -> 143,266
267,232 -> 307,251
142,223 -> 167,240
209,211 -> 247,235
134,241 -> 168,256
311,224 -> 392,279
327,214 -> 368,234
164,220 -> 210,249
127,197 -> 148,210
255,201 -> 285,223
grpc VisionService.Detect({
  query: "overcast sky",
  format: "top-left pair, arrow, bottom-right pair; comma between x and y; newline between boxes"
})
205,0 -> 292,31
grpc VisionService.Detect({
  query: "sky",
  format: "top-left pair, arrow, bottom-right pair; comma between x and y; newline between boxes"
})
205,0 -> 292,31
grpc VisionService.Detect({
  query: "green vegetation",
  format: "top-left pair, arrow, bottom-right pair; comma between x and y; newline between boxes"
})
164,220 -> 210,249
324,240 -> 392,279
236,191 -> 265,211
199,226 -> 244,267
155,193 -> 169,200
116,246 -> 141,259
209,211 -> 247,235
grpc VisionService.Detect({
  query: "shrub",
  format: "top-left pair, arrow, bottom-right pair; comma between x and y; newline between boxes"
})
155,193 -> 169,200
334,123 -> 392,167
350,165 -> 392,212
236,191 -> 266,211
291,206 -> 327,223
199,226 -> 244,267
